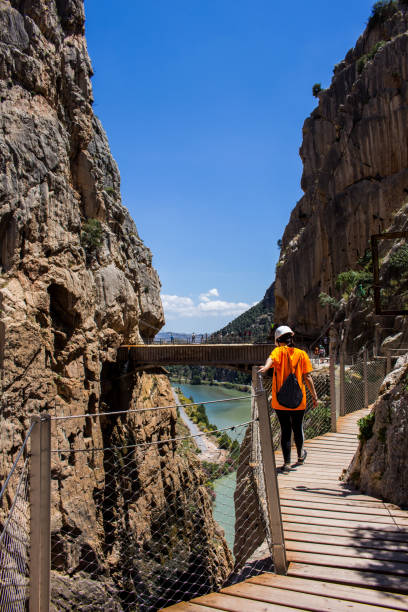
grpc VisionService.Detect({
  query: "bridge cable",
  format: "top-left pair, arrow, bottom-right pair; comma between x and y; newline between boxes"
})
51,394 -> 259,421
51,419 -> 258,454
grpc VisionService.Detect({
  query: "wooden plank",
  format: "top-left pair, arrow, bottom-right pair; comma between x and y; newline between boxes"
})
275,455 -> 355,464
279,487 -> 386,503
277,476 -> 346,485
300,440 -> 358,447
302,443 -> 357,449
279,470 -> 347,478
162,602 -> 217,611
279,491 -> 397,508
275,451 -> 356,459
277,443 -> 357,450
282,514 -> 408,532
279,461 -> 346,469
283,521 -> 408,542
310,431 -> 359,437
281,502 -> 408,522
285,540 -> 408,562
284,530 -> 408,551
221,581 -> 389,612
287,551 -> 408,576
191,591 -> 300,611
281,498 -> 408,518
248,573 -> 408,610
288,562 -> 408,594
282,505 -> 408,525
300,450 -> 356,456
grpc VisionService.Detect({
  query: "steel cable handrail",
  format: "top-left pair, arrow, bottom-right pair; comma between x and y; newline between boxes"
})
0,457 -> 29,547
51,419 -> 257,453
51,394 -> 257,421
0,422 -> 35,503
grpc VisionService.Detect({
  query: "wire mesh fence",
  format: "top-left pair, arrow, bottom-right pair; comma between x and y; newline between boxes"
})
1,344 -> 396,611
0,425 -> 33,611
49,400 -> 273,611
343,354 -> 387,415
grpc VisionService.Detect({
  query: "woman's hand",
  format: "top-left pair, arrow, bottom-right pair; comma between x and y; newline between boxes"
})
258,357 -> 273,375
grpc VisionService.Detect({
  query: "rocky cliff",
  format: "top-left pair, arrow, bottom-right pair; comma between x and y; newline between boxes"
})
217,282 -> 275,340
275,2 -> 408,347
346,353 -> 408,506
0,1 -> 232,608
0,0 -> 163,430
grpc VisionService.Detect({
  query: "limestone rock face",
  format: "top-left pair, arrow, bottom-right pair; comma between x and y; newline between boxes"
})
275,7 -> 408,338
0,1 -> 163,432
0,1 -> 233,607
346,353 -> 408,506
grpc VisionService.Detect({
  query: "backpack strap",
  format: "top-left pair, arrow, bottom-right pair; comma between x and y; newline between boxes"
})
283,347 -> 300,376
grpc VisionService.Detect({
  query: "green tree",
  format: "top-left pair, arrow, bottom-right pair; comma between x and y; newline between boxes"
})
312,83 -> 322,97
368,1 -> 397,29
81,219 -> 103,252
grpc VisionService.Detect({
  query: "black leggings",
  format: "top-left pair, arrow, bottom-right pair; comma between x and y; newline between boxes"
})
275,409 -> 305,463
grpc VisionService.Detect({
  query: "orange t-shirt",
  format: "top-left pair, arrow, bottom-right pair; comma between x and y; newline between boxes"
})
270,346 -> 313,411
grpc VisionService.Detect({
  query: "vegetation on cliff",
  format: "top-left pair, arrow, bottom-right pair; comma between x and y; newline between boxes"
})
176,389 -> 241,466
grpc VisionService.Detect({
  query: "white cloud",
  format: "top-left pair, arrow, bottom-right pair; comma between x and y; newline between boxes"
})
161,290 -> 253,319
199,288 -> 219,302
161,295 -> 195,317
198,299 -> 251,315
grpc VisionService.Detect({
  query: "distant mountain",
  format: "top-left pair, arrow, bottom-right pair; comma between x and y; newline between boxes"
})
215,282 -> 275,341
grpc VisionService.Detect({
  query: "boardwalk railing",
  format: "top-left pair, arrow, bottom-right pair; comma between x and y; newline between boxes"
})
0,421 -> 34,611
0,345 -> 402,610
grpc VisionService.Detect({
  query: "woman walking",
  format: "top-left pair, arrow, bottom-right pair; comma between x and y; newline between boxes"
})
259,325 -> 318,473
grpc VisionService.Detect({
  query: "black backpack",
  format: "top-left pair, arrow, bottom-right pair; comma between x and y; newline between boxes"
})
276,348 -> 303,409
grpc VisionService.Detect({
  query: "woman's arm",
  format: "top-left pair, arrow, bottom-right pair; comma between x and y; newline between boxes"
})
303,372 -> 318,407
258,357 -> 273,374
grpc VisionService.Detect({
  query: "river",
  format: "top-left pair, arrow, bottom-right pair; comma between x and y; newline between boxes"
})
179,383 -> 252,439
177,383 -> 252,551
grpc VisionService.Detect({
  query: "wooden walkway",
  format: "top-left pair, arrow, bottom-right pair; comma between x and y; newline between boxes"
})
163,408 -> 408,611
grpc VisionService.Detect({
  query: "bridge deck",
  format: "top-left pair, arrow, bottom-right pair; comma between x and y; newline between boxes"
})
118,343 -> 274,368
163,408 -> 408,611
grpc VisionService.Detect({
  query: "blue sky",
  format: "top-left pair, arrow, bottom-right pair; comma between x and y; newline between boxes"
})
84,0 -> 374,333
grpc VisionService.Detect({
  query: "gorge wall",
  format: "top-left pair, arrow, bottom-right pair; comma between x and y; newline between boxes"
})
0,1 -> 232,608
346,353 -> 408,507
275,3 -> 408,349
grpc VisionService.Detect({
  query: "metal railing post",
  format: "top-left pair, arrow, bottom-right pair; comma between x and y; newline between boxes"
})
30,414 -> 51,612
386,349 -> 391,375
339,350 -> 345,417
363,348 -> 369,409
329,348 -> 337,432
253,367 -> 287,574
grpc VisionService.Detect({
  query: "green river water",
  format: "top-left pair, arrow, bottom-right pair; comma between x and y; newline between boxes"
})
178,384 -> 252,550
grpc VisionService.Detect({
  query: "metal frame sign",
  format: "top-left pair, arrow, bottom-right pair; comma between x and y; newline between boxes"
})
371,231 -> 408,315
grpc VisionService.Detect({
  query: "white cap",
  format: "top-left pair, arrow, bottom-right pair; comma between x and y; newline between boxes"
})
275,325 -> 294,344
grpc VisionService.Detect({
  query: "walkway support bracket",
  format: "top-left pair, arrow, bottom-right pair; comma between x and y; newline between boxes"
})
30,414 -> 51,612
252,367 -> 287,575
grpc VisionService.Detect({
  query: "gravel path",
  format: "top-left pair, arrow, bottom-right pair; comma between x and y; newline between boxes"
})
172,388 -> 227,463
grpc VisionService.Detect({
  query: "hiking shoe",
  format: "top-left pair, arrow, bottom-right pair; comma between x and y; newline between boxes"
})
297,450 -> 307,464
279,463 -> 291,474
